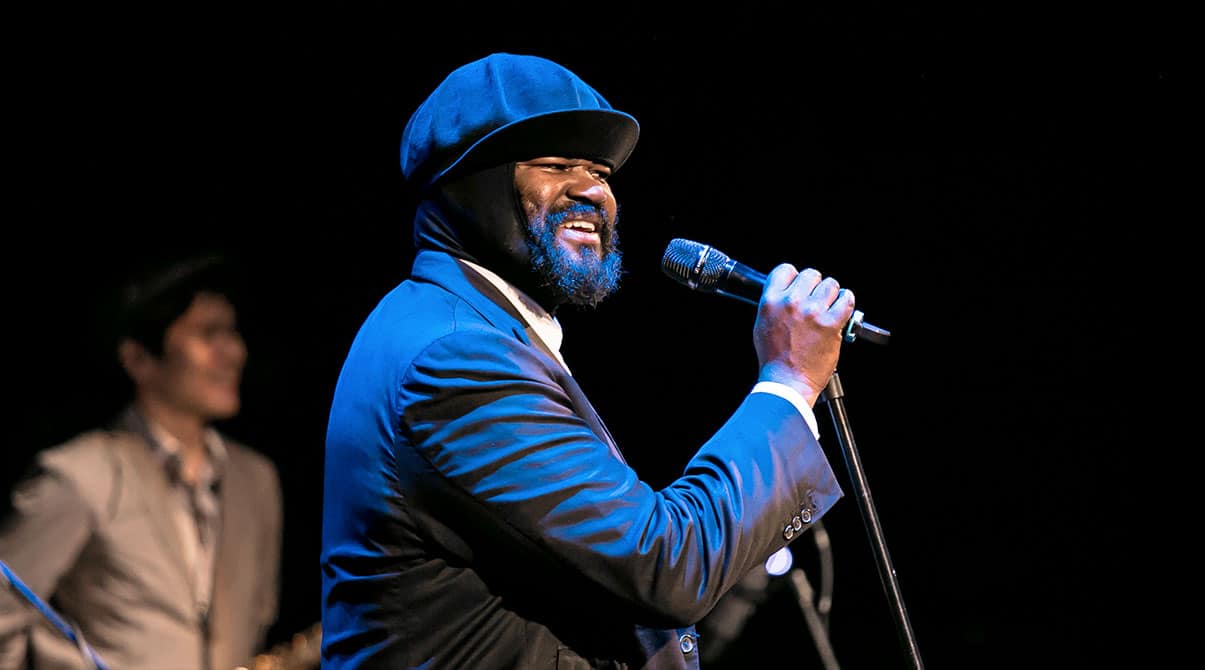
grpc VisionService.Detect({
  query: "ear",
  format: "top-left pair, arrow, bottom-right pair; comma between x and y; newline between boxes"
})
117,338 -> 154,382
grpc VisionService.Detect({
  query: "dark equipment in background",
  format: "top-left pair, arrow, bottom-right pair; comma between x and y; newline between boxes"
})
696,521 -> 841,669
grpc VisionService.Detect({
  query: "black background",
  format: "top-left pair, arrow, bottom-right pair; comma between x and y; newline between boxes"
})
6,4 -> 1195,669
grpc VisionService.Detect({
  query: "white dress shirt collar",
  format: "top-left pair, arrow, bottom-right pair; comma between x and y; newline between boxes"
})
458,258 -> 570,374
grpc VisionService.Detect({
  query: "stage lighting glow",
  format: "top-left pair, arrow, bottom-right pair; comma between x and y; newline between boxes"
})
765,546 -> 793,576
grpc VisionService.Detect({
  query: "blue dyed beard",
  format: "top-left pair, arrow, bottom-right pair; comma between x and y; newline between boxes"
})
527,204 -> 623,308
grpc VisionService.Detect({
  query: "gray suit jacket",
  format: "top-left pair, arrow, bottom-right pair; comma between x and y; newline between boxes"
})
0,408 -> 282,670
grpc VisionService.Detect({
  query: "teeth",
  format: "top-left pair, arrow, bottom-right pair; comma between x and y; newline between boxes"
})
564,221 -> 596,233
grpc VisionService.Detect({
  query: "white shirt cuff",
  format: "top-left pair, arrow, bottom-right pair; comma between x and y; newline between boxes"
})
751,381 -> 820,439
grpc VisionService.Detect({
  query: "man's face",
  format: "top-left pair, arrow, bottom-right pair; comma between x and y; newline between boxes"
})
142,292 -> 247,421
514,157 -> 623,307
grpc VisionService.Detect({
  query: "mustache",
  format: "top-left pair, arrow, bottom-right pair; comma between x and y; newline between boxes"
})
545,203 -> 611,229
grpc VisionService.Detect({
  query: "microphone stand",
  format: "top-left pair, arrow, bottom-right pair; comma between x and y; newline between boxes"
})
820,371 -> 924,670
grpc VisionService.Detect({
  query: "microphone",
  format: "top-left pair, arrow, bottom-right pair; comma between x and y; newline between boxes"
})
661,238 -> 891,345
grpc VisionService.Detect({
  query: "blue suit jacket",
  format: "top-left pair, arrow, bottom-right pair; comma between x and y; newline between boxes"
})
320,250 -> 843,669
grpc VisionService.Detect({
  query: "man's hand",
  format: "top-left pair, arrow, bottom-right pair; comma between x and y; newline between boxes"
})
753,264 -> 856,407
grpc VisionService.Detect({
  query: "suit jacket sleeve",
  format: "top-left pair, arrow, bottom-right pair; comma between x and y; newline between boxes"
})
399,326 -> 843,628
0,440 -> 115,665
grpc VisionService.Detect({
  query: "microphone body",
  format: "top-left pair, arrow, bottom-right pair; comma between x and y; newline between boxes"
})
661,238 -> 891,345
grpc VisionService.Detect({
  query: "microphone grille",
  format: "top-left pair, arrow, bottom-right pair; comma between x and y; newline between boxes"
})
661,238 -> 732,292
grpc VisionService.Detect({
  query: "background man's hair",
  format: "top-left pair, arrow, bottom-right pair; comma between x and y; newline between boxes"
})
115,251 -> 243,356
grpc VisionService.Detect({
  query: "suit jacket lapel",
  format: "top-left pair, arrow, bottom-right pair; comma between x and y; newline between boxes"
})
413,251 -> 627,464
519,322 -> 627,465
112,408 -> 197,594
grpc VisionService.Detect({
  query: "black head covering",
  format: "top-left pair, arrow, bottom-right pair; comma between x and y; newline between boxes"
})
400,53 -> 639,311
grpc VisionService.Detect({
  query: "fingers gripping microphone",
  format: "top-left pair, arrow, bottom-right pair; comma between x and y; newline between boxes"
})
661,238 -> 891,345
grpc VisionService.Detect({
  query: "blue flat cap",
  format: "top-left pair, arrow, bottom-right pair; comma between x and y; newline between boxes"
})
401,53 -> 640,188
